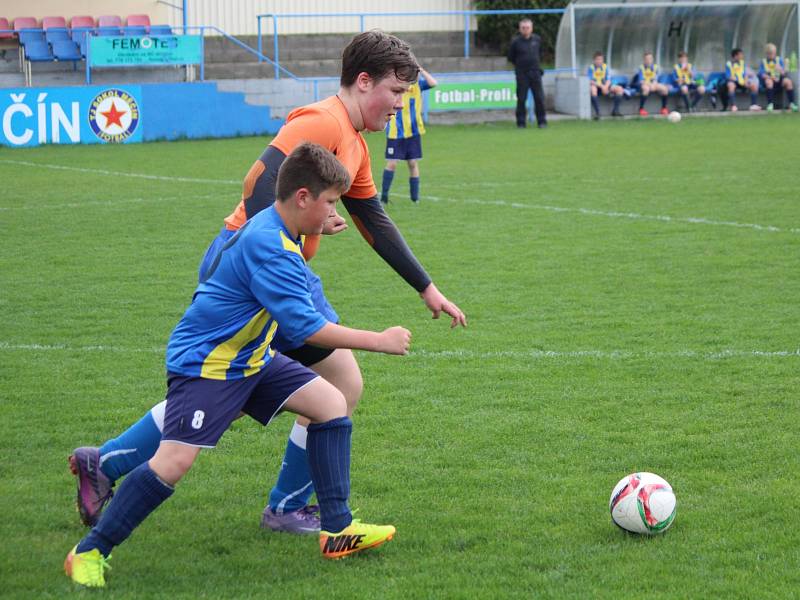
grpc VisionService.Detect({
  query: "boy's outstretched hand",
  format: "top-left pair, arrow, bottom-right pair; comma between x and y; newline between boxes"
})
378,326 -> 412,355
421,283 -> 467,329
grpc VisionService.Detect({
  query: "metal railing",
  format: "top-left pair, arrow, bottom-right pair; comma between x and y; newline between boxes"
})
7,25 -> 293,87
255,9 -> 566,79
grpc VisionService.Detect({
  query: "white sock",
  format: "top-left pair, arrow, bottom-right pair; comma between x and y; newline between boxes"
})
289,422 -> 308,450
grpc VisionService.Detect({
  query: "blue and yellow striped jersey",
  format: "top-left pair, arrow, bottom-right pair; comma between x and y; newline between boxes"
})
759,56 -> 784,78
166,206 -> 327,380
386,76 -> 431,139
673,62 -> 694,85
587,63 -> 609,85
726,59 -> 746,85
637,63 -> 660,85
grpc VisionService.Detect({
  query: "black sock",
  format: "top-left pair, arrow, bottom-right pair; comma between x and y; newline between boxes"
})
307,417 -> 353,534
76,464 -> 174,557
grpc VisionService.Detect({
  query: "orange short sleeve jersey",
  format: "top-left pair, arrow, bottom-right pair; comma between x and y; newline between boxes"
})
224,96 -> 377,231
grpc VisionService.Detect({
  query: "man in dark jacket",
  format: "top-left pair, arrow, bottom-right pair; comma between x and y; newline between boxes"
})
507,18 -> 547,128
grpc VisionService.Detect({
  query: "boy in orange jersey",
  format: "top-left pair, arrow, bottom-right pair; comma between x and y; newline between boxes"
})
70,30 -> 466,536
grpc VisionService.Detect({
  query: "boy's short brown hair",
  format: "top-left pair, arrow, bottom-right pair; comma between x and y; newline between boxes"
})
340,29 -> 420,87
678,51 -> 688,59
276,143 -> 351,202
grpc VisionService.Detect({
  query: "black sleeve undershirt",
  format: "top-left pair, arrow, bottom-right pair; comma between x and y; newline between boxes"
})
341,196 -> 432,293
244,145 -> 287,220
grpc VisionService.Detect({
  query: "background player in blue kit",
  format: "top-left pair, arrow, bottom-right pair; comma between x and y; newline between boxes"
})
588,51 -> 624,119
726,48 -> 761,111
634,52 -> 669,116
672,51 -> 706,112
65,143 -> 411,588
759,43 -> 797,112
381,66 -> 437,204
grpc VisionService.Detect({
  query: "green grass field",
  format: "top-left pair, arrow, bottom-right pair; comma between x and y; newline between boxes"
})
1,115 -> 799,599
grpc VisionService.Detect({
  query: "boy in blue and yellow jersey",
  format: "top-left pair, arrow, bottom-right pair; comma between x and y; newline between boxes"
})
64,143 -> 410,588
381,66 -> 437,204
69,31 -> 465,538
588,51 -> 624,119
759,43 -> 797,112
634,52 -> 669,116
726,48 -> 761,111
672,51 -> 706,111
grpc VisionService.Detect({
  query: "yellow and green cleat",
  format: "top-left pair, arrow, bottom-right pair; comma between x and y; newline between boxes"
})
319,519 -> 395,560
64,545 -> 111,587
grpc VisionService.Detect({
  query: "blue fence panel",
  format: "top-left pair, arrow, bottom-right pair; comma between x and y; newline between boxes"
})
0,83 -> 283,147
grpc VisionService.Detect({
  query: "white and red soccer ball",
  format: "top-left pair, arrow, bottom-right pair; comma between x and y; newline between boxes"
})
609,472 -> 676,534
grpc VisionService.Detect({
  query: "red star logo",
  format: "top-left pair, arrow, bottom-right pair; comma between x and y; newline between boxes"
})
101,101 -> 127,129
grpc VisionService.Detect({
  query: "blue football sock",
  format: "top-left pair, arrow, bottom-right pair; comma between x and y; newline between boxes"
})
77,463 -> 173,557
306,416 -> 352,534
683,93 -> 691,109
591,96 -> 600,115
750,92 -> 758,105
661,95 -> 667,109
639,95 -> 646,109
381,169 -> 395,201
691,92 -> 702,108
409,177 -> 420,202
766,87 -> 775,104
612,95 -> 621,113
787,89 -> 795,104
98,401 -> 165,483
268,422 -> 314,513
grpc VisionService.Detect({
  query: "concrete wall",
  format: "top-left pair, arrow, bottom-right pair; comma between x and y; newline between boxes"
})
555,76 -> 590,119
0,1 -> 169,24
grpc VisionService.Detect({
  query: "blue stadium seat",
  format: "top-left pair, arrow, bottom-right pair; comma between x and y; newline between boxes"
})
124,26 -> 148,36
24,40 -> 54,62
610,75 -> 629,87
97,26 -> 122,36
706,71 -> 726,92
150,24 -> 173,35
52,39 -> 82,62
71,27 -> 93,44
45,27 -> 70,43
18,30 -> 45,46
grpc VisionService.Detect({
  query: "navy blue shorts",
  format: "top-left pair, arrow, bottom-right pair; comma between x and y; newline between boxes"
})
162,352 -> 319,448
385,135 -> 422,160
197,227 -> 338,364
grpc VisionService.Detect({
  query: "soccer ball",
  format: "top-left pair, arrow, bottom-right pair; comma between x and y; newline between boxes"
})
609,472 -> 676,534
668,111 -> 682,123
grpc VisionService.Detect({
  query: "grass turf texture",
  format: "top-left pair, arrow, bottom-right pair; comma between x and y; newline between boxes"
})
1,115 -> 798,599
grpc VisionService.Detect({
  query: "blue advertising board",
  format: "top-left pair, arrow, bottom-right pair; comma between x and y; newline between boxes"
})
89,35 -> 203,66
0,83 -> 283,147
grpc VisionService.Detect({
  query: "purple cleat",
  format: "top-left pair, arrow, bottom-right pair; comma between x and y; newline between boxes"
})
260,504 -> 320,534
68,447 -> 114,527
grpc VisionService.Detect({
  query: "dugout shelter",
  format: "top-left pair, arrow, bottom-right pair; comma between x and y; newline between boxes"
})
553,0 -> 800,116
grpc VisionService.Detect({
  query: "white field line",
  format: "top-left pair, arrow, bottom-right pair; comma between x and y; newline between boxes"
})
0,342 -> 797,361
2,159 -> 797,234
0,159 -> 240,185
0,194 -> 218,211
419,195 -> 800,235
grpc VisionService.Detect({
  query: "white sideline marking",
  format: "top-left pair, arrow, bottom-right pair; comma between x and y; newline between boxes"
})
1,342 -> 797,361
2,159 -> 797,234
419,195 -> 800,235
0,194 -> 217,211
0,159 -> 240,185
